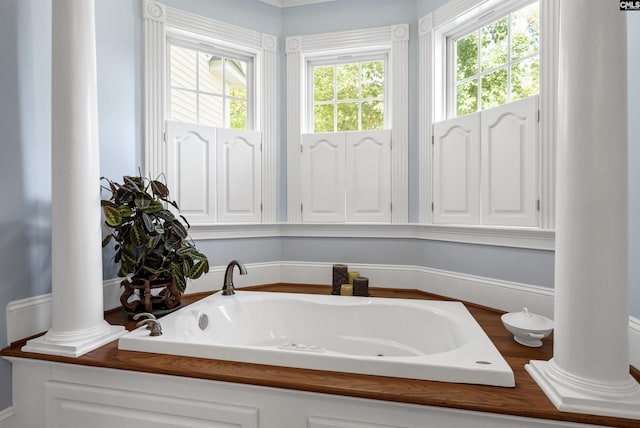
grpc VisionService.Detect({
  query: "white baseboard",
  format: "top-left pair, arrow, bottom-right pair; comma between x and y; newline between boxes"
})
0,407 -> 15,428
630,316 -> 640,369
5,261 -> 638,370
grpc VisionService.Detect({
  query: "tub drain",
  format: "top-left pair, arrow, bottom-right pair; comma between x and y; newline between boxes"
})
198,314 -> 209,331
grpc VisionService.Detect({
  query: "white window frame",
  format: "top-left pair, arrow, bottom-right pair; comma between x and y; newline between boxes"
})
166,36 -> 256,130
445,1 -> 541,118
142,0 -> 278,223
286,24 -> 410,223
418,0 -> 558,230
306,52 -> 389,133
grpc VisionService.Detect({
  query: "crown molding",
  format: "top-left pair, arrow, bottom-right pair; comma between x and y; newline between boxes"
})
258,0 -> 336,8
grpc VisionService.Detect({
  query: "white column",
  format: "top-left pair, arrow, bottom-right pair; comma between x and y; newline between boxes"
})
22,0 -> 124,357
526,1 -> 640,419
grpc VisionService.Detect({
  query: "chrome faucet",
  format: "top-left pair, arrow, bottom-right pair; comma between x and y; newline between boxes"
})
133,312 -> 162,336
222,260 -> 247,295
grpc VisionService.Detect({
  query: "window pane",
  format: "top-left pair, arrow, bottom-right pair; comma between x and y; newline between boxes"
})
481,17 -> 508,72
456,32 -> 478,81
481,67 -> 507,110
314,65 -> 334,102
225,58 -> 248,97
170,88 -> 197,123
199,94 -> 223,127
228,99 -> 247,130
314,104 -> 334,132
361,61 -> 384,99
170,46 -> 197,90
456,80 -> 478,116
199,54 -> 223,94
362,100 -> 384,130
512,57 -> 539,101
511,2 -> 540,61
337,102 -> 358,131
337,63 -> 359,100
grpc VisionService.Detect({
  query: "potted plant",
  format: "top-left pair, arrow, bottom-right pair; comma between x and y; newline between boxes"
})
101,173 -> 209,316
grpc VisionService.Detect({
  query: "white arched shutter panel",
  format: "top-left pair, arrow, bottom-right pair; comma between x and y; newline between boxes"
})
432,112 -> 481,224
166,121 -> 217,224
301,133 -> 346,223
481,95 -> 539,227
216,128 -> 262,223
345,130 -> 392,222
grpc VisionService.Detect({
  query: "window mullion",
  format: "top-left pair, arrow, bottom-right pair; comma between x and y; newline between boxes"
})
507,12 -> 513,103
476,29 -> 482,112
333,65 -> 338,132
357,62 -> 362,131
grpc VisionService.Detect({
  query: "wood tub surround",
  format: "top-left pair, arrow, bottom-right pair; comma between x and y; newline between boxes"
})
3,284 -> 639,427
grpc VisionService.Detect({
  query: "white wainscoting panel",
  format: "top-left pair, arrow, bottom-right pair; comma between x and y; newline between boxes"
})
308,415 -> 400,428
46,381 -> 258,428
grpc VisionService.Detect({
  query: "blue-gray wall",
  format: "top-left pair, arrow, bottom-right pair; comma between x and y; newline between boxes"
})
0,0 -> 52,410
0,0 -> 637,412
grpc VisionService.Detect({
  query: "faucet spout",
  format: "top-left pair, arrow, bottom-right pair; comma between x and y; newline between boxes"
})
222,260 -> 247,295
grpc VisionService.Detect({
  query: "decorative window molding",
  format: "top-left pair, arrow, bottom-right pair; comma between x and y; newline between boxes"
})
184,222 -> 555,251
142,0 -> 278,222
418,0 -> 558,229
286,25 -> 409,224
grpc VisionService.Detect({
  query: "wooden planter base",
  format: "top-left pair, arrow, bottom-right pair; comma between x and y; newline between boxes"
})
120,277 -> 182,317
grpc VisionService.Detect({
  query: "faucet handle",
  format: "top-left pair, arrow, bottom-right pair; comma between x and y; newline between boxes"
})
136,319 -> 162,336
133,312 -> 156,321
133,312 -> 157,330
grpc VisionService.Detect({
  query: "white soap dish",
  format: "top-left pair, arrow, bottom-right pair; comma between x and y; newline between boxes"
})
501,308 -> 554,347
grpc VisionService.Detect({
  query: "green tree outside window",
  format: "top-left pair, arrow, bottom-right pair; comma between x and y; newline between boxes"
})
312,59 -> 385,132
454,1 -> 539,116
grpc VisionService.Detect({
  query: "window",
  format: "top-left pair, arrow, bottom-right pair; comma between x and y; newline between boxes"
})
309,58 -> 386,132
450,1 -> 539,117
143,1 -> 279,226
418,0 -> 557,230
169,41 -> 253,130
287,25 -> 408,224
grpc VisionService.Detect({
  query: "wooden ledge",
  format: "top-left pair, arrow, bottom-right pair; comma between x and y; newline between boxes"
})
2,284 -> 639,427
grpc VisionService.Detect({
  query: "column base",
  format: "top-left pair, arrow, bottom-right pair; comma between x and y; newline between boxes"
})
526,359 -> 640,420
22,321 -> 125,358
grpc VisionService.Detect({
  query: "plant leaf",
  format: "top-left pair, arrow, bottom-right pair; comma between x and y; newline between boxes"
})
101,234 -> 113,248
176,245 -> 195,257
102,206 -> 122,227
141,200 -> 163,213
134,196 -> 151,210
131,224 -> 147,247
189,259 -> 209,279
141,212 -> 154,232
156,210 -> 176,222
171,220 -> 188,239
150,180 -> 169,199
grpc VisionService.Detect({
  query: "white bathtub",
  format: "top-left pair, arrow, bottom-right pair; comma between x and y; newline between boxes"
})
118,291 -> 515,387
